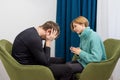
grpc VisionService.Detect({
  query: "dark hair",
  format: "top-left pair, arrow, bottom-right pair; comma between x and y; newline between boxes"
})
40,21 -> 60,36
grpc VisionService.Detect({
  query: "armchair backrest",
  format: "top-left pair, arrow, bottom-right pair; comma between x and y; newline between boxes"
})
104,39 -> 120,60
0,39 -> 12,55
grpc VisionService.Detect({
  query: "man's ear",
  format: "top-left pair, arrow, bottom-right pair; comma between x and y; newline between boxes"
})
46,29 -> 51,35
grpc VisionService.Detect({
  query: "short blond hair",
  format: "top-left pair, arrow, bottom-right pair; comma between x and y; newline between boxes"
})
71,16 -> 89,31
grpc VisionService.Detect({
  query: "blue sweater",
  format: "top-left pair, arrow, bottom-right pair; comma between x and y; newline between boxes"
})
77,27 -> 107,67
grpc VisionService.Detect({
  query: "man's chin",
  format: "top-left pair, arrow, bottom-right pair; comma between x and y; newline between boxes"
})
41,37 -> 45,40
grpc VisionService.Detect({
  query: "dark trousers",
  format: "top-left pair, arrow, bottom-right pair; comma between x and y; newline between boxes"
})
49,58 -> 84,80
49,57 -> 72,80
66,61 -> 84,73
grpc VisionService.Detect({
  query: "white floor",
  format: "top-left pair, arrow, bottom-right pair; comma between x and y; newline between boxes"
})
110,58 -> 120,80
0,60 -> 10,80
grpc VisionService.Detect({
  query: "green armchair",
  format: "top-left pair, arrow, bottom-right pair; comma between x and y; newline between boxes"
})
0,39 -> 55,80
72,38 -> 120,80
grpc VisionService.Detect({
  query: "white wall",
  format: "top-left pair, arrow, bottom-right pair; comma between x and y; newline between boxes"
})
97,0 -> 120,80
108,0 -> 120,39
97,0 -> 120,40
0,0 -> 57,57
97,0 -> 109,41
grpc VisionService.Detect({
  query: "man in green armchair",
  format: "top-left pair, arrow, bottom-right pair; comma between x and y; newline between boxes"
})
12,21 -> 73,80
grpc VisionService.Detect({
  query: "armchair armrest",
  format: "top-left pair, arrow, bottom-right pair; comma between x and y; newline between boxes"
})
0,50 -> 55,80
76,59 -> 117,80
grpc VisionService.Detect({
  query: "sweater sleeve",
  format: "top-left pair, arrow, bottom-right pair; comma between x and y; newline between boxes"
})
27,37 -> 50,66
79,39 -> 103,64
44,46 -> 50,61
